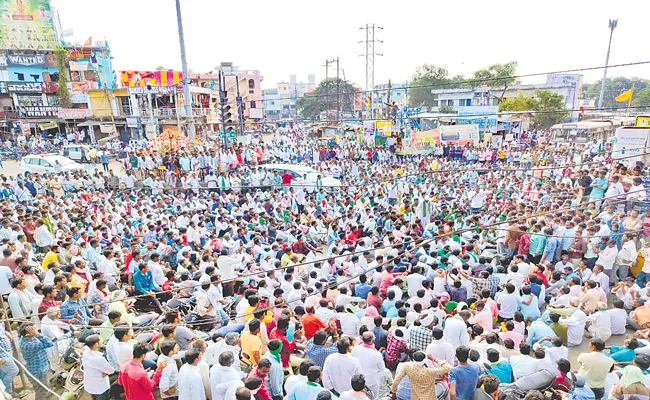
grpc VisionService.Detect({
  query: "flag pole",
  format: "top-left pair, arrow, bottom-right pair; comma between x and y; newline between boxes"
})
626,81 -> 635,118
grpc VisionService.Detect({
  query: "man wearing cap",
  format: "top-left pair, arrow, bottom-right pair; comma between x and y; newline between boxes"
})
409,314 -> 436,352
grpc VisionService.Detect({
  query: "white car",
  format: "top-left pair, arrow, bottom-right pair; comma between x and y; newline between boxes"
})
20,155 -> 85,174
259,163 -> 341,193
61,145 -> 107,163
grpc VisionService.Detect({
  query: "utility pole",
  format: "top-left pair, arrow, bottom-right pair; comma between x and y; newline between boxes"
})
386,79 -> 391,120
336,57 -> 340,124
235,77 -> 245,135
598,19 -> 618,109
218,70 -> 228,150
359,23 -> 383,120
175,0 -> 195,138
324,58 -> 340,124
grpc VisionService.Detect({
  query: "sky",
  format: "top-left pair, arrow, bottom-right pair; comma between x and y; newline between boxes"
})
51,0 -> 650,91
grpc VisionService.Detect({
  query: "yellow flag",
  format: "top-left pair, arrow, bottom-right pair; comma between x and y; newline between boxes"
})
615,89 -> 633,102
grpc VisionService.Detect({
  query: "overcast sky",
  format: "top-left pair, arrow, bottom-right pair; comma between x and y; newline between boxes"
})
52,0 -> 650,91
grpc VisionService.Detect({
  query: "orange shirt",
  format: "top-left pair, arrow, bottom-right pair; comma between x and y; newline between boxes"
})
302,313 -> 327,340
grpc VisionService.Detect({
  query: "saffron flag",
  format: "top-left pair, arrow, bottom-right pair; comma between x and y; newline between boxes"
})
83,36 -> 93,47
615,89 -> 633,102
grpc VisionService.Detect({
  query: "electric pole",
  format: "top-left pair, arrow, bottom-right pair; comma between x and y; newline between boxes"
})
598,19 -> 618,109
175,0 -> 194,138
324,58 -> 339,123
359,24 -> 383,120
236,77 -> 245,135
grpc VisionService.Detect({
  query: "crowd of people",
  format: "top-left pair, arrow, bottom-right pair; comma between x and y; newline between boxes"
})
0,129 -> 648,400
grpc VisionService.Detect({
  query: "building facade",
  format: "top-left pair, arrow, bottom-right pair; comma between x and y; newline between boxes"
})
263,74 -> 316,121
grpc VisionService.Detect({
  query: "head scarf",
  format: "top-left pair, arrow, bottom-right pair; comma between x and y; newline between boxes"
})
269,342 -> 283,363
624,366 -> 646,387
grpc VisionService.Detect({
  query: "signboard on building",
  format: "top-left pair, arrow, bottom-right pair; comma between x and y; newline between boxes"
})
546,74 -> 582,86
0,82 -> 6,94
440,124 -> 480,145
128,86 -> 177,95
69,61 -> 91,71
121,70 -> 183,87
5,53 -> 47,67
457,106 -> 498,134
126,117 -> 140,128
58,108 -> 90,119
18,106 -> 60,118
6,81 -> 43,93
0,0 -> 59,50
70,91 -> 89,103
70,82 -> 97,91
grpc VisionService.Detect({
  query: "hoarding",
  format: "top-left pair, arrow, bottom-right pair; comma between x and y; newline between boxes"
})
637,116 -> 650,128
440,124 -> 480,145
612,127 -> 649,167
0,0 -> 59,50
457,105 -> 498,134
376,120 -> 392,136
5,53 -> 47,66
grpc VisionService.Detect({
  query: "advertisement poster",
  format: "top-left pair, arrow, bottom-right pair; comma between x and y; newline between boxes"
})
376,120 -> 392,136
0,0 -> 59,50
612,127 -> 649,166
439,125 -> 480,145
457,106 -> 498,134
403,129 -> 440,155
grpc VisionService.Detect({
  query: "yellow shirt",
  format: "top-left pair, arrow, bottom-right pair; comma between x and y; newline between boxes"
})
240,331 -> 263,366
41,251 -> 59,271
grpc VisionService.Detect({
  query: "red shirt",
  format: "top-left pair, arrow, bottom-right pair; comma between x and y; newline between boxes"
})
118,361 -> 162,400
38,298 -> 58,316
302,313 -> 327,340
367,293 -> 383,310
268,328 -> 295,368
281,173 -> 293,185
248,367 -> 272,400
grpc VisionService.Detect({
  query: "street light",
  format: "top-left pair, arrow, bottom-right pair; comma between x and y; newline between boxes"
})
598,19 -> 618,109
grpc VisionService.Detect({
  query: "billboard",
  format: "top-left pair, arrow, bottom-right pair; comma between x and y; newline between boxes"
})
457,105 -> 498,134
612,127 -> 649,167
376,120 -> 392,136
637,116 -> 650,128
440,125 -> 480,145
120,70 -> 183,87
0,0 -> 59,50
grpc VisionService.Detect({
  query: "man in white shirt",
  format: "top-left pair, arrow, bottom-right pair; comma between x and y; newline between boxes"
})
34,220 -> 54,250
210,350 -> 244,400
425,327 -> 455,365
82,334 -> 114,400
323,339 -> 363,395
443,310 -> 471,348
607,299 -> 628,336
98,250 -> 119,287
216,249 -> 238,297
159,340 -> 180,399
510,344 -> 540,380
178,349 -> 206,400
350,332 -> 385,398
147,253 -> 165,287
496,283 -> 520,319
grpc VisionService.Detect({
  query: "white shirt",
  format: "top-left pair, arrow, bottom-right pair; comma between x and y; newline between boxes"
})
606,308 -> 627,335
336,313 -> 361,337
497,292 -> 520,319
216,255 -> 238,280
284,375 -> 307,396
98,258 -> 118,285
323,353 -> 362,394
82,348 -> 114,395
351,344 -> 385,394
510,354 -> 540,380
587,311 -> 612,341
159,354 -> 179,398
406,274 -> 426,297
178,363 -> 206,400
560,309 -> 587,347
0,266 -> 13,295
425,339 -> 455,365
114,340 -> 134,367
34,225 -> 54,247
443,316 -> 470,348
148,261 -> 165,287
210,364 -> 242,400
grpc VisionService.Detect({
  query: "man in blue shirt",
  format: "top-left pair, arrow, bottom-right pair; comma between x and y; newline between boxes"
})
60,287 -> 90,325
526,319 -> 557,346
486,348 -> 513,383
353,274 -> 371,299
542,227 -> 558,263
133,263 -> 164,313
18,323 -> 54,400
449,346 -> 481,400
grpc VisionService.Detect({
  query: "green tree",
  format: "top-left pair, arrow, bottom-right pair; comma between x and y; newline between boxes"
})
499,93 -> 538,112
471,61 -> 519,100
533,90 -> 569,129
295,78 -> 358,121
408,64 -> 450,107
56,49 -> 71,108
498,90 -> 568,129
438,105 -> 454,113
632,87 -> 650,108
583,77 -> 650,108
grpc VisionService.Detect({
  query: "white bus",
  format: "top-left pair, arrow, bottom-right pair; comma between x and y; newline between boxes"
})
550,118 -> 635,145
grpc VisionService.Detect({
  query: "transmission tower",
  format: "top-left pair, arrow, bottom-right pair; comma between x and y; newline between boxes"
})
359,23 -> 382,118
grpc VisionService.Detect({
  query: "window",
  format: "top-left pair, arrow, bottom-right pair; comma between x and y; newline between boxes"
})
250,101 -> 256,109
39,159 -> 51,167
248,79 -> 255,90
